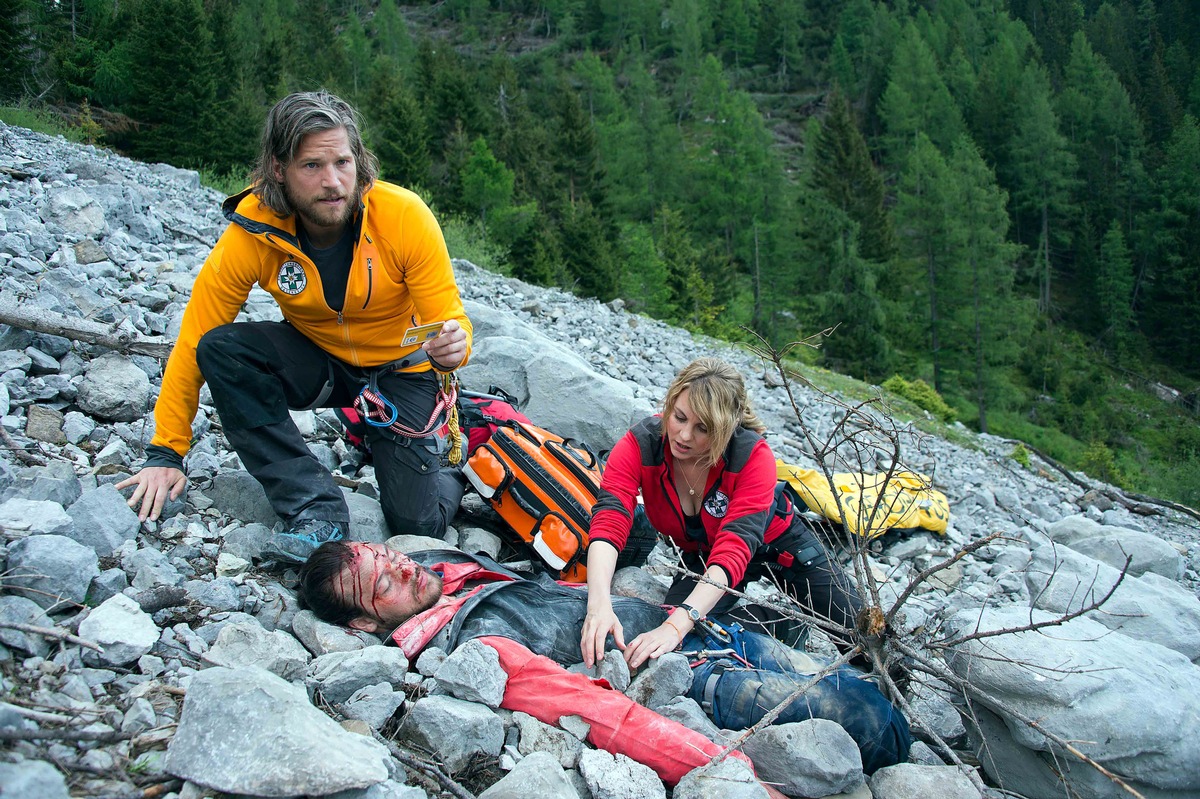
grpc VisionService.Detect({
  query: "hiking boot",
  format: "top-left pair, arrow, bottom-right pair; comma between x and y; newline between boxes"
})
260,519 -> 345,565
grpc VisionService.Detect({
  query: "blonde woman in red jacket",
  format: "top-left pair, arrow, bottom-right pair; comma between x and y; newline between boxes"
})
581,358 -> 861,669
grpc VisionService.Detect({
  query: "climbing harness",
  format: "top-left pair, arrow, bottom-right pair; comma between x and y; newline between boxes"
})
353,369 -> 463,464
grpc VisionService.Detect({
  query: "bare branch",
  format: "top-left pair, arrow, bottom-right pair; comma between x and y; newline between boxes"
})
0,620 -> 105,652
0,295 -> 174,358
368,728 -> 477,799
893,638 -> 1146,799
886,533 -> 1003,626
0,424 -> 46,466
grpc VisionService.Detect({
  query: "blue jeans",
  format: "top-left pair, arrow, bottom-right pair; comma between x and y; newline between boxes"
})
683,620 -> 911,774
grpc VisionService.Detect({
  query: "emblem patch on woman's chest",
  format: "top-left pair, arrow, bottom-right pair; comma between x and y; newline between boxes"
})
277,261 -> 307,295
704,490 -> 730,518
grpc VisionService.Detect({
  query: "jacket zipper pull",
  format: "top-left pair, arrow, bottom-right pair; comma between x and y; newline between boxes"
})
337,311 -> 344,325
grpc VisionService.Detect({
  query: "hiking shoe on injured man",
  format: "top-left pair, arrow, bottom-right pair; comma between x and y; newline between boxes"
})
260,520 -> 345,564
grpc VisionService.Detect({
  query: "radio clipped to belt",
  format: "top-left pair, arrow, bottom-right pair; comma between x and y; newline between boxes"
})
354,370 -> 463,465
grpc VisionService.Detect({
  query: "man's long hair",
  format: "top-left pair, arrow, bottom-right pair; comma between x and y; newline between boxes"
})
298,540 -> 360,626
249,90 -> 379,216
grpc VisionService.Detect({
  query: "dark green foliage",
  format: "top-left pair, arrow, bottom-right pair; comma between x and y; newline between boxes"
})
1138,114 -> 1200,367
1096,220 -> 1135,352
124,0 -> 220,167
812,91 -> 895,262
0,0 -> 36,102
560,200 -> 620,301
367,61 -> 431,188
882,375 -> 957,422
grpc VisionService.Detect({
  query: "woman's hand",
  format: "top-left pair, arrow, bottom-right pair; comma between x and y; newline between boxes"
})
623,620 -> 686,670
581,605 -> 625,668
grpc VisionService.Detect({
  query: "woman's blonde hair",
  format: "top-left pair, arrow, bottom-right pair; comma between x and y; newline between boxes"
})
661,358 -> 765,467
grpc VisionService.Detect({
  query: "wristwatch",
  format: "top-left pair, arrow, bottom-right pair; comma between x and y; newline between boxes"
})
679,603 -> 704,623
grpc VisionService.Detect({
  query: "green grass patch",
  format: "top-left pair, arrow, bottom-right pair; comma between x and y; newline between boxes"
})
0,102 -> 87,142
198,165 -> 251,196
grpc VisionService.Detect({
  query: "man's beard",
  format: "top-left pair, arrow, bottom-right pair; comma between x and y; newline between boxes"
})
287,183 -> 360,231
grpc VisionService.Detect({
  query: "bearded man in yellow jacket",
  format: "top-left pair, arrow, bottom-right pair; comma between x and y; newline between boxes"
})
117,90 -> 473,563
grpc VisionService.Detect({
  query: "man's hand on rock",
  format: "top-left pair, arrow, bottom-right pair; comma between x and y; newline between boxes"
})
116,466 -> 187,522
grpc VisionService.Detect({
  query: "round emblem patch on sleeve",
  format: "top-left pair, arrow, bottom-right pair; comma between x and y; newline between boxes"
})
277,261 -> 307,295
704,490 -> 730,518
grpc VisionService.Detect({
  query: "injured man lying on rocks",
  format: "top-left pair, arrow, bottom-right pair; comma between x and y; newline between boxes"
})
298,541 -> 912,789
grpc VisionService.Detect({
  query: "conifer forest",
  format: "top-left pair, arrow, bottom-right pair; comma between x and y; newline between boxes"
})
3,0 -> 1199,505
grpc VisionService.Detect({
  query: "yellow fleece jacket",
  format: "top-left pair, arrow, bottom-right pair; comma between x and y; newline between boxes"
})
150,181 -> 472,460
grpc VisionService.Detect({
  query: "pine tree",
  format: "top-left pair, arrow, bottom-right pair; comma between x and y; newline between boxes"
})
1007,64 -> 1077,317
1056,31 -> 1148,311
125,0 -> 220,167
946,136 -> 1028,432
554,82 -> 605,208
339,12 -> 372,104
1096,220 -> 1136,355
656,204 -> 714,328
460,136 -> 515,226
893,133 -> 956,392
1139,115 -> 1200,370
561,199 -> 620,301
366,60 -> 431,188
616,221 -> 672,318
816,206 -> 892,380
369,0 -> 416,70
0,0 -> 35,101
879,22 -> 967,168
812,91 -> 895,261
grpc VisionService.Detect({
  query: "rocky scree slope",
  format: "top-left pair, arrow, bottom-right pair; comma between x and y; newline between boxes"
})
1,123 -> 1199,799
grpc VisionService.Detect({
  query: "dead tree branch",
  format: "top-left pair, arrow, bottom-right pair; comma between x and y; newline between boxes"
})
893,638 -> 1146,799
933,556 -> 1134,649
369,729 -> 476,799
886,533 -> 1003,627
0,424 -> 46,466
0,296 -> 174,358
0,619 -> 105,652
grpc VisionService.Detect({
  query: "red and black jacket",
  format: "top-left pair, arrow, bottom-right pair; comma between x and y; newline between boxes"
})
589,415 -> 793,587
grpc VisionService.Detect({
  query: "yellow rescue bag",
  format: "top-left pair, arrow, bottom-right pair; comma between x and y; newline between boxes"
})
776,461 -> 950,540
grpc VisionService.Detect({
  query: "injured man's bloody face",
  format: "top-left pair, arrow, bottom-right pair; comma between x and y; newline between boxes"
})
336,543 -> 445,633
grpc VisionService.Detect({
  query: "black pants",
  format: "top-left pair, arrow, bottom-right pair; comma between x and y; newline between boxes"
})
195,321 -> 462,536
664,519 -> 863,648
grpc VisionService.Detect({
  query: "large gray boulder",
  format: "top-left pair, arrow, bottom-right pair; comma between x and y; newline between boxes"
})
459,303 -> 653,449
66,484 -> 141,556
75,352 -> 151,422
945,606 -> 1200,799
1046,515 -> 1184,579
0,497 -> 73,536
673,757 -> 768,799
1025,540 -> 1200,660
77,593 -> 158,666
201,620 -> 312,681
741,719 -> 863,797
396,695 -> 503,773
868,763 -> 981,798
478,750 -> 581,799
5,534 -> 99,611
165,666 -> 390,796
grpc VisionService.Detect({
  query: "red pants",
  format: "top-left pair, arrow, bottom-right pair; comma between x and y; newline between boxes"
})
479,636 -> 753,786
